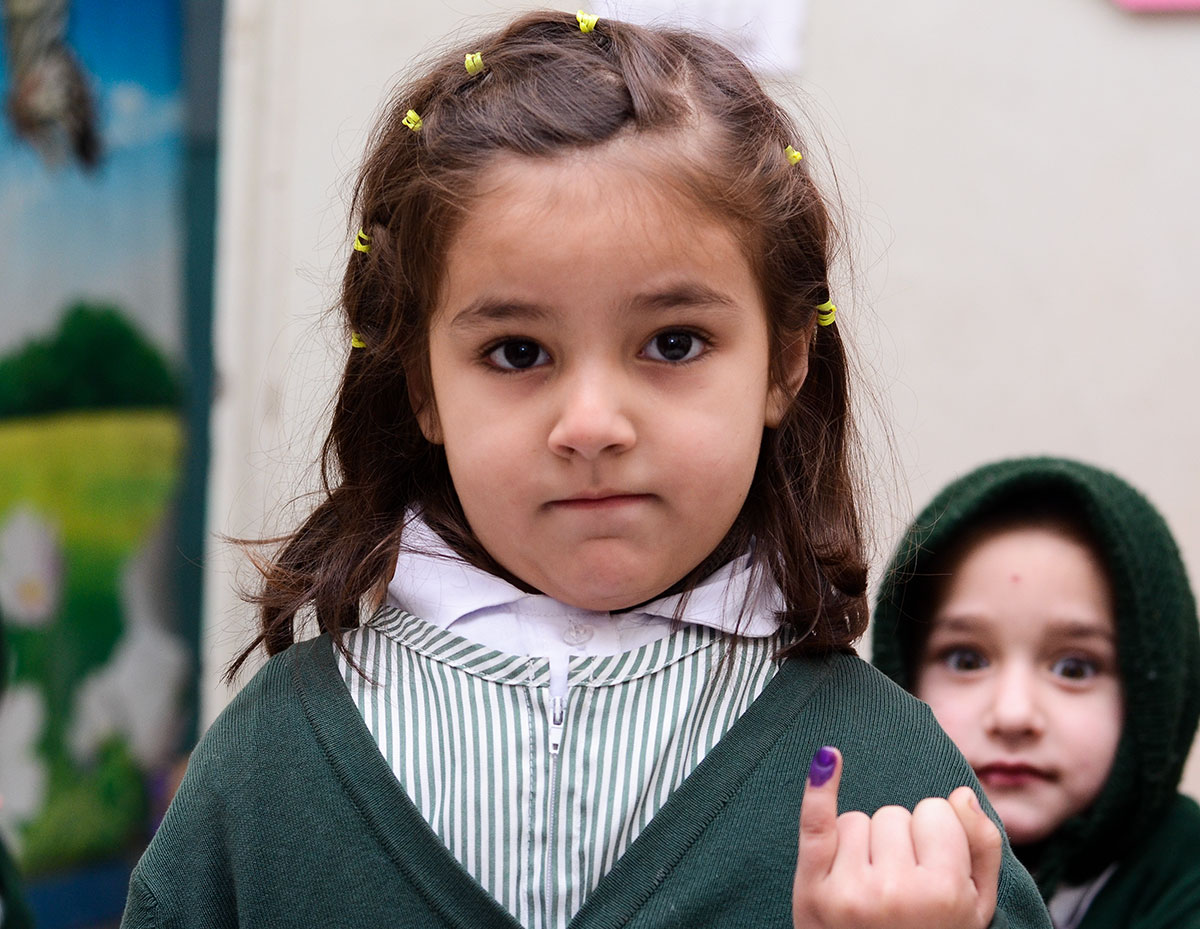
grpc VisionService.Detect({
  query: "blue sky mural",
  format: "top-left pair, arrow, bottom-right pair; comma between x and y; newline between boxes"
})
1,0 -> 184,357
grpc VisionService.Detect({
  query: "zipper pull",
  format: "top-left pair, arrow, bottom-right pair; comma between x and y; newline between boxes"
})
549,695 -> 565,756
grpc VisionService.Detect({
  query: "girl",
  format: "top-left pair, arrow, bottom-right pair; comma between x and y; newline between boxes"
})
873,457 -> 1200,928
123,12 -> 1049,929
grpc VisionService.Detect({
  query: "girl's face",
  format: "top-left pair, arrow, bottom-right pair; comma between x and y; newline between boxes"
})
419,143 -> 803,611
915,526 -> 1123,846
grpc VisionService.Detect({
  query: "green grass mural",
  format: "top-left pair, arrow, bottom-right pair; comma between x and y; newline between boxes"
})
0,307 -> 184,875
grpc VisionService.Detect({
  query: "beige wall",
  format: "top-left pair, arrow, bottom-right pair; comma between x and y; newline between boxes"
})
203,0 -> 1200,793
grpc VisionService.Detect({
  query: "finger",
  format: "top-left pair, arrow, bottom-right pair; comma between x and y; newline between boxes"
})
796,745 -> 842,878
867,805 -> 917,870
911,796 -> 970,876
949,786 -> 1003,904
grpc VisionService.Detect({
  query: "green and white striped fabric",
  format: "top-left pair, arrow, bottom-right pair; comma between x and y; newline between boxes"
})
339,607 -> 782,929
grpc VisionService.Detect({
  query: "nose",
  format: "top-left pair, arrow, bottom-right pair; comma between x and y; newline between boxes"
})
547,365 -> 636,460
983,663 -> 1045,743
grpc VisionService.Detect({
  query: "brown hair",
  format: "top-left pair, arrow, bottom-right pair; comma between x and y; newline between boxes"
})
229,10 -> 868,680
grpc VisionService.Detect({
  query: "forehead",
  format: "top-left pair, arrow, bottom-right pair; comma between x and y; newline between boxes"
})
933,525 -> 1116,636
435,140 -> 759,308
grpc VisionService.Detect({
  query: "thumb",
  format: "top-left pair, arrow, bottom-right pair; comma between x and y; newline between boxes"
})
949,786 -> 1002,918
796,745 -> 842,878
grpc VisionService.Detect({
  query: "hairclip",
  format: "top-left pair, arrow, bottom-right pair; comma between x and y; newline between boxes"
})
816,300 -> 837,327
464,52 -> 484,75
577,10 -> 599,33
402,109 -> 423,132
784,145 -> 803,165
353,229 -> 372,253
350,331 -> 366,349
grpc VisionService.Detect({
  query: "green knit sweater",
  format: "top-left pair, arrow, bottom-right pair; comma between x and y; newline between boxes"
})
121,634 -> 1049,928
1074,794 -> 1200,929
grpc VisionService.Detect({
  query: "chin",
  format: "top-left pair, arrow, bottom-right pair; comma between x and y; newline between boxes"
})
533,557 -> 679,612
995,814 -> 1058,848
541,570 -> 671,613
549,584 -> 657,613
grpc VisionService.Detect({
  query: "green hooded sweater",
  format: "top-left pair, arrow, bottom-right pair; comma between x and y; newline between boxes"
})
872,457 -> 1200,929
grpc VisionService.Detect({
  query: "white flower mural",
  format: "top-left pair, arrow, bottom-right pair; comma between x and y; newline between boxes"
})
0,505 -> 64,627
0,684 -> 47,851
69,519 -> 188,769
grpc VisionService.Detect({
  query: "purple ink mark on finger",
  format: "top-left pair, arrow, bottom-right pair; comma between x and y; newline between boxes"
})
809,746 -> 837,787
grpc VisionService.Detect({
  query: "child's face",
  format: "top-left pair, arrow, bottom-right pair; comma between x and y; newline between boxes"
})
419,143 -> 801,611
914,526 -> 1123,846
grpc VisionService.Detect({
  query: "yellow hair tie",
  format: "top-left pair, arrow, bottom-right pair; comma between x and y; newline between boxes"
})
353,229 -> 371,253
465,52 -> 484,75
577,10 -> 599,33
784,145 -> 803,166
350,331 -> 366,349
816,300 -> 837,327
402,109 -> 423,132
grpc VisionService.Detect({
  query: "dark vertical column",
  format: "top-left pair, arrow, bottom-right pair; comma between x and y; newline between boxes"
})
178,0 -> 223,747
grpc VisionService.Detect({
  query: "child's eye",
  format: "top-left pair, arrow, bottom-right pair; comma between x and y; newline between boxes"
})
1050,655 -> 1098,681
486,339 -> 550,371
942,648 -> 988,673
641,330 -> 705,363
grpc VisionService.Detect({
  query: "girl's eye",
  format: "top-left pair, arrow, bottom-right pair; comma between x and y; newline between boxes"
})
642,330 -> 704,363
486,339 -> 549,371
1051,655 -> 1098,681
943,648 -> 988,673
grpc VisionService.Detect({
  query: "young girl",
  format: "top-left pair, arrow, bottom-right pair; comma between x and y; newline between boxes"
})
873,457 -> 1200,928
123,12 -> 1050,928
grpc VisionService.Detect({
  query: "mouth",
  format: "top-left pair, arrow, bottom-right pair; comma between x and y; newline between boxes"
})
974,762 -> 1055,789
549,491 -> 654,510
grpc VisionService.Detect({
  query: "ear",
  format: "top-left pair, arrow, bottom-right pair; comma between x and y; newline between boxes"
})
408,376 -> 443,444
765,328 -> 812,428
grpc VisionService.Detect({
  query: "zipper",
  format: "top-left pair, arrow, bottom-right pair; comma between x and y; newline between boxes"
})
549,695 -> 565,755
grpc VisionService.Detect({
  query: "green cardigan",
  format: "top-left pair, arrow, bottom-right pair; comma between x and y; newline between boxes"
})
1075,793 -> 1200,929
122,635 -> 1051,928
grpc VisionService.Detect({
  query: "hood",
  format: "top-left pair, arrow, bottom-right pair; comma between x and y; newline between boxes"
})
872,457 -> 1200,894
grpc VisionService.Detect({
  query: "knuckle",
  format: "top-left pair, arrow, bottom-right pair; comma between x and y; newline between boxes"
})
914,795 -> 951,817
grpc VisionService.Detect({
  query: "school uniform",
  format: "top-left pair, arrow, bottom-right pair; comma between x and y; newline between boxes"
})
123,521 -> 1051,928
873,457 -> 1200,929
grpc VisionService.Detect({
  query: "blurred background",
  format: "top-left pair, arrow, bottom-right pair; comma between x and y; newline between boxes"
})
0,0 -> 1197,925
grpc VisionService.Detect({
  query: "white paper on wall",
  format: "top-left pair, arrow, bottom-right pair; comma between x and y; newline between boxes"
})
596,0 -> 808,75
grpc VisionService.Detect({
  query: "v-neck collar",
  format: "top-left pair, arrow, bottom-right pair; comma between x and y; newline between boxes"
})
290,633 -> 831,929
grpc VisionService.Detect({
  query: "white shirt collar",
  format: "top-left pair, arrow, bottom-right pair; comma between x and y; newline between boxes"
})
385,516 -> 782,638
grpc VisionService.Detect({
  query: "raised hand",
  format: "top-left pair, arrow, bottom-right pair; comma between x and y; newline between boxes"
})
792,746 -> 1001,929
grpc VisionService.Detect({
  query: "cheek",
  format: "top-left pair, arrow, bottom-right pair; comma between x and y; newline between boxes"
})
1071,691 -> 1123,780
916,678 -> 980,745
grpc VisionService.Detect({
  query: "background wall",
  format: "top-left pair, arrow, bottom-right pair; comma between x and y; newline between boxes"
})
203,0 -> 1200,793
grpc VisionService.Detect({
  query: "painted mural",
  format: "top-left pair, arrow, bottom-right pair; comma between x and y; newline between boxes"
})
0,0 -> 187,887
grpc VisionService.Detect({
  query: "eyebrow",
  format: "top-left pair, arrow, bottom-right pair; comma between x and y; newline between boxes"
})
626,282 -> 740,313
448,298 -> 553,331
447,282 -> 740,332
1043,620 -> 1116,643
931,615 -> 1115,642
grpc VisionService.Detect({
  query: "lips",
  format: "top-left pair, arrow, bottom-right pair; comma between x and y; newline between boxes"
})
974,761 -> 1055,789
549,492 -> 654,510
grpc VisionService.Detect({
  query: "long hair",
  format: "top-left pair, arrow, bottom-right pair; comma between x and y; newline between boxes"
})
228,10 -> 868,680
